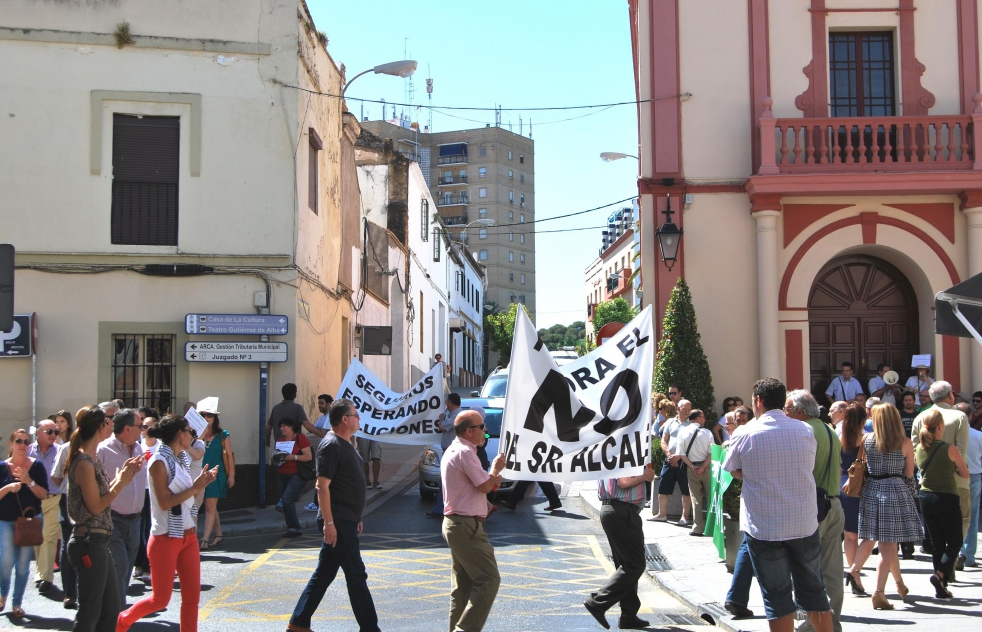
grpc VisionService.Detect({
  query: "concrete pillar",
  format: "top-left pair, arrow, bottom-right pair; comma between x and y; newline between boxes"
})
963,204 -> 982,388
753,210 -> 782,378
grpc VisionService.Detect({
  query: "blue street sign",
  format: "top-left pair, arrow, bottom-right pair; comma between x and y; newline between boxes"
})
185,313 -> 289,335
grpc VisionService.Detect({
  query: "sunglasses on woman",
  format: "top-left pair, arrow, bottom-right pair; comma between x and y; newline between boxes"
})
12,438 -> 30,445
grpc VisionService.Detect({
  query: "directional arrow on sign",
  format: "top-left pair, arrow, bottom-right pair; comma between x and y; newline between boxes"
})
190,344 -> 198,350
190,353 -> 197,359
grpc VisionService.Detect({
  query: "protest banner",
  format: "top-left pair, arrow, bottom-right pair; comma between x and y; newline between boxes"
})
705,444 -> 734,558
339,358 -> 447,445
498,305 -> 654,481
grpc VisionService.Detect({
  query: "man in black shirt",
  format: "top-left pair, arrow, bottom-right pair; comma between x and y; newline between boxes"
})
287,399 -> 379,632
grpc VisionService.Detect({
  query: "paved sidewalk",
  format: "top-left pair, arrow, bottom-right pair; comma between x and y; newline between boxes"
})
572,480 -> 982,632
198,443 -> 423,538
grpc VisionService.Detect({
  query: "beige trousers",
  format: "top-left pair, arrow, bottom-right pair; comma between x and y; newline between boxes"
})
34,494 -> 62,582
442,515 -> 500,632
687,464 -> 712,532
959,485 -> 971,539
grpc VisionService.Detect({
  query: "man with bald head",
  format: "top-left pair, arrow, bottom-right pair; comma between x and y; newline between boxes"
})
29,419 -> 62,593
441,409 -> 506,631
649,399 -> 693,524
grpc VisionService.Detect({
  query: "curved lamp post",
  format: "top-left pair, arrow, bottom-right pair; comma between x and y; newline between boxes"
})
599,152 -> 638,162
459,218 -> 495,241
342,60 -> 418,96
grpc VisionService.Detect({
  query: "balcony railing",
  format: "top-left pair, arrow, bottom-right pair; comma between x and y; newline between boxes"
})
605,268 -> 632,299
438,155 -> 468,166
758,96 -> 982,175
438,195 -> 468,207
443,213 -> 469,226
436,175 -> 468,186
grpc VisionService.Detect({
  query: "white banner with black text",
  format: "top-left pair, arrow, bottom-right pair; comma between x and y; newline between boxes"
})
499,306 -> 654,481
340,358 -> 446,445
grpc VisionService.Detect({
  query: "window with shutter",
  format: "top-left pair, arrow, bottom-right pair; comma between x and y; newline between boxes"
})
309,128 -> 323,213
111,114 -> 180,245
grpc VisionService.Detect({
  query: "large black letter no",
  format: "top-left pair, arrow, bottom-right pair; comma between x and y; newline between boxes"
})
592,369 -> 643,436
523,370 -> 597,442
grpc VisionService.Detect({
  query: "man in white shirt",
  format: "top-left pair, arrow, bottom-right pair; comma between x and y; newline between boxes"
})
649,399 -> 693,524
825,362 -> 864,405
957,424 -> 982,568
868,364 -> 901,406
677,410 -> 714,536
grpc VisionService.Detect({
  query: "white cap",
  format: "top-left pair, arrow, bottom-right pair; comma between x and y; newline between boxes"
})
196,396 -> 220,415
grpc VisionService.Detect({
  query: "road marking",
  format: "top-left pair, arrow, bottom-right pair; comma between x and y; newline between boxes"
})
587,533 -> 655,615
587,534 -> 616,574
199,535 -> 288,620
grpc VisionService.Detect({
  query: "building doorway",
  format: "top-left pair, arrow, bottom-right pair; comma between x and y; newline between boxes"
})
808,255 -> 919,399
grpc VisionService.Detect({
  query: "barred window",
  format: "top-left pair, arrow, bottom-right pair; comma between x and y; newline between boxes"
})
112,334 -> 176,413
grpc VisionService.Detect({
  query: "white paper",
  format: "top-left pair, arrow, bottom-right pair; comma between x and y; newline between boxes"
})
911,354 -> 932,369
185,407 -> 208,435
275,441 -> 295,453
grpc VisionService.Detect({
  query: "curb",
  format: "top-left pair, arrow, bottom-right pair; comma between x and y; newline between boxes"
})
577,490 -> 752,632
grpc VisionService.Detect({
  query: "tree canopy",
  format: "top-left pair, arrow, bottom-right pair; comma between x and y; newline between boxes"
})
592,297 -> 634,331
485,303 -> 520,366
536,321 -> 585,351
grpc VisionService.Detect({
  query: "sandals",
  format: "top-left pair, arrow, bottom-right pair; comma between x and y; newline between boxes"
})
930,573 -> 953,599
199,538 -> 210,550
211,535 -> 224,547
12,606 -> 24,618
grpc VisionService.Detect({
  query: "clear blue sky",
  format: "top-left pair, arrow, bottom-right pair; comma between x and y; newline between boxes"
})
310,0 -> 639,329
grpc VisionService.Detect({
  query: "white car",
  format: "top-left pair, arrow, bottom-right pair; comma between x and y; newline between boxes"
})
418,397 -> 514,499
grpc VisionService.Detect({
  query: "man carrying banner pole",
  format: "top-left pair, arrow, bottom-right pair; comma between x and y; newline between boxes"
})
584,466 -> 656,630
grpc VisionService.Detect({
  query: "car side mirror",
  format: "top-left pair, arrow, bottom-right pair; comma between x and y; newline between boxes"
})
470,391 -> 480,397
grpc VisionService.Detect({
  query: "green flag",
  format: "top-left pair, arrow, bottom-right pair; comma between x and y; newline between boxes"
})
704,444 -> 734,559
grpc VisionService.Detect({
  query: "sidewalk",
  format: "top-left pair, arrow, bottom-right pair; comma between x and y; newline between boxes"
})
573,480 -> 982,632
198,443 -> 423,538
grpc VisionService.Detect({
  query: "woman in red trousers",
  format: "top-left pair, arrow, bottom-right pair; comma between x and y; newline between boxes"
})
117,415 -> 217,632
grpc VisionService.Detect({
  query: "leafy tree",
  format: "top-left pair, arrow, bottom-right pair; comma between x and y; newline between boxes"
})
486,303 -> 520,366
537,320 -> 586,351
592,297 -> 634,331
653,278 -> 716,415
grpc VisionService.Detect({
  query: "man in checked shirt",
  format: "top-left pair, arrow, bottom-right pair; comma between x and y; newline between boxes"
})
584,465 -> 656,629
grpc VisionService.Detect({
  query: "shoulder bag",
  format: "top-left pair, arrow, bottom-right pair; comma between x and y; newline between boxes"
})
841,433 -> 868,498
220,431 -> 230,476
297,437 -> 316,482
679,429 -> 700,471
816,424 -> 834,521
14,492 -> 44,547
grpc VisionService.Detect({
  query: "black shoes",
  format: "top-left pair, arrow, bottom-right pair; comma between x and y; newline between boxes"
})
36,580 -> 53,593
618,615 -> 650,629
545,501 -> 563,511
930,573 -> 953,599
956,555 -> 966,571
498,500 -> 517,511
583,599 -> 610,629
724,601 -> 754,619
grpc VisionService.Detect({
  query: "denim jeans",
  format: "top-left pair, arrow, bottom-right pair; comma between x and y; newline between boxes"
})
108,513 -> 142,606
726,535 -> 754,607
290,519 -> 379,631
961,473 -> 981,564
0,518 -> 35,607
68,532 -> 120,632
278,473 -> 304,531
60,496 -> 78,598
745,530 -> 829,620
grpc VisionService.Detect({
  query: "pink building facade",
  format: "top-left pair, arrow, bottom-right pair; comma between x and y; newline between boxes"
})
630,0 -> 982,400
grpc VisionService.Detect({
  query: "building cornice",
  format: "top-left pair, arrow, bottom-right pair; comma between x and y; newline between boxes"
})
0,26 -> 271,55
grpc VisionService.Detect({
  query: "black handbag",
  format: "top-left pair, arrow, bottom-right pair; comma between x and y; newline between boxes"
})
816,424 -> 834,522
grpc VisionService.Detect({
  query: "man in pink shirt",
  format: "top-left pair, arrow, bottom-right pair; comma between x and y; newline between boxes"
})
441,410 -> 506,631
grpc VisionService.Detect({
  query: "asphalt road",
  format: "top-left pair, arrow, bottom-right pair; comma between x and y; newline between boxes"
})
10,482 -> 705,632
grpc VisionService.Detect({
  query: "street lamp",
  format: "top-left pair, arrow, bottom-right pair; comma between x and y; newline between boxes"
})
655,192 -> 683,271
600,152 -> 638,162
459,218 -> 495,241
342,60 -> 418,95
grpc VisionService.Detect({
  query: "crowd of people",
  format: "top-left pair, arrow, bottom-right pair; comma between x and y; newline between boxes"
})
637,365 -> 981,632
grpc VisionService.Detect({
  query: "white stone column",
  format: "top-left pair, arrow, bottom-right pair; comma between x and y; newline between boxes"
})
753,210 -> 782,378
963,205 -> 982,388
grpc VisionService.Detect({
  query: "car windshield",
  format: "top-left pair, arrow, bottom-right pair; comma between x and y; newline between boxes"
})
481,376 -> 508,398
483,408 -> 503,438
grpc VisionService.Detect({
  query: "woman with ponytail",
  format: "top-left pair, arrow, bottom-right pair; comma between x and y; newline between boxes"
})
916,410 -> 970,598
66,405 -> 143,632
117,415 -> 217,632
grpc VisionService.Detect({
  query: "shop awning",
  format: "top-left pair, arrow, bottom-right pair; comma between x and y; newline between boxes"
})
439,143 -> 467,157
935,271 -> 982,345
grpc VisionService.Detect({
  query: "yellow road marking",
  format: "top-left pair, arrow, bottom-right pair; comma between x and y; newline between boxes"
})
587,534 -> 616,574
199,536 -> 288,620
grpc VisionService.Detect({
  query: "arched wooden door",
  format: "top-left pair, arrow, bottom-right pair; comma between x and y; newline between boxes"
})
809,255 -> 919,398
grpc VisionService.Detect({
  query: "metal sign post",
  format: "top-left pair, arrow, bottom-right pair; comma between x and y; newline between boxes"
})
258,307 -> 270,508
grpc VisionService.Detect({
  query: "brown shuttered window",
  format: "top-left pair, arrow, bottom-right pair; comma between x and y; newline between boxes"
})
111,114 -> 180,245
309,127 -> 323,214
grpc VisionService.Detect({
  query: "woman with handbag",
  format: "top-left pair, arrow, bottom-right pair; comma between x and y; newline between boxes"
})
915,410 -> 970,598
849,404 -> 922,611
198,399 -> 234,550
66,405 -> 143,632
273,418 -> 312,537
839,403 -> 866,591
117,415 -> 217,632
0,429 -> 49,617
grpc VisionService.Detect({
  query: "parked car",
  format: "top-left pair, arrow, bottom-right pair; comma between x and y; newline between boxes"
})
470,366 -> 508,398
418,397 -> 514,499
